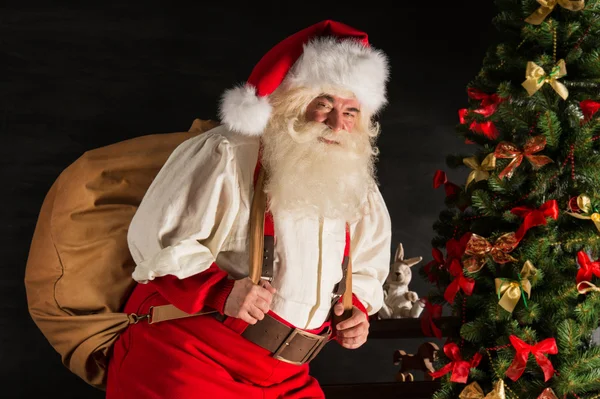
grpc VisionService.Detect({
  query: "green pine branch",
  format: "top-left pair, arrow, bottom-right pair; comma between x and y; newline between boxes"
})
425,2 -> 600,396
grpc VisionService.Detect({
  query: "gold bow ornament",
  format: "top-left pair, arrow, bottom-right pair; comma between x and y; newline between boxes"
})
577,280 -> 600,294
522,59 -> 568,100
463,233 -> 519,273
566,194 -> 600,233
525,0 -> 585,25
464,153 -> 497,188
494,261 -> 537,313
459,380 -> 506,399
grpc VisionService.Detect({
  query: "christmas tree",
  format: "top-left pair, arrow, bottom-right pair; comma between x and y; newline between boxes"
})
421,1 -> 600,398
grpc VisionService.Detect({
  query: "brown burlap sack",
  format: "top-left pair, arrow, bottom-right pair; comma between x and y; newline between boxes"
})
24,119 -> 219,390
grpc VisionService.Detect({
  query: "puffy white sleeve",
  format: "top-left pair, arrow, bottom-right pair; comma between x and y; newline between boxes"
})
129,133 -> 242,283
349,186 -> 392,315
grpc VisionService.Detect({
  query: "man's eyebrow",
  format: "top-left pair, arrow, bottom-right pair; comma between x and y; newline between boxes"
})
318,94 -> 335,103
318,94 -> 360,113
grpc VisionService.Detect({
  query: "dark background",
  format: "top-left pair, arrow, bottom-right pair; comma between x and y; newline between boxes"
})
2,2 -> 499,398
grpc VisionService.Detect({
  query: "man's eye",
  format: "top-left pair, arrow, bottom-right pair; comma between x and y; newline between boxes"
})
344,113 -> 356,118
317,102 -> 330,108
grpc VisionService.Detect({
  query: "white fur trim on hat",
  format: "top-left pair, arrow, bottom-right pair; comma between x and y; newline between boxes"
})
285,37 -> 389,114
218,37 -> 389,136
219,84 -> 272,136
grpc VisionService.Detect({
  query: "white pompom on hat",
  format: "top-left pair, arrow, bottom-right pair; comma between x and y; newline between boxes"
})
219,19 -> 390,136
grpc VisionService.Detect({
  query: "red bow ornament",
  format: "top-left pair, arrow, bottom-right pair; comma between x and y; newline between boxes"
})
444,259 -> 475,305
506,335 -> 558,382
447,232 -> 473,261
494,135 -> 553,180
458,110 -> 499,142
459,108 -> 469,124
580,99 -> 600,122
512,200 -> 559,241
467,88 -> 505,118
469,120 -> 500,140
433,170 -> 461,198
576,251 -> 600,284
424,247 -> 445,283
420,298 -> 443,338
430,343 -> 482,383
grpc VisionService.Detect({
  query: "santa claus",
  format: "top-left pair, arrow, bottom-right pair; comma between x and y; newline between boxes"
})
106,20 -> 392,399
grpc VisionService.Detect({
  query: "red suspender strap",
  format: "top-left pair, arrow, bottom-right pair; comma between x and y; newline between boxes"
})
332,224 -> 351,297
344,224 -> 350,257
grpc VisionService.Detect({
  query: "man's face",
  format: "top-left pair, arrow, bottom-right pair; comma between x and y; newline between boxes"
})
261,90 -> 375,221
304,94 -> 360,144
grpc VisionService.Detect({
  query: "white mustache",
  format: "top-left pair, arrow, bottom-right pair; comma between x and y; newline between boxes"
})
289,120 -> 349,144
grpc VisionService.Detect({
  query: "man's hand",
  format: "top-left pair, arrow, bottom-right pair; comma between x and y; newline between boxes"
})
333,303 -> 369,349
224,278 -> 276,325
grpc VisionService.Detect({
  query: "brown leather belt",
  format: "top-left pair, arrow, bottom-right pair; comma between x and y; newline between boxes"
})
213,313 -> 331,365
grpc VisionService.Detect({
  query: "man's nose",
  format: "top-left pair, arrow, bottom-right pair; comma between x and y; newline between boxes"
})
326,110 -> 344,132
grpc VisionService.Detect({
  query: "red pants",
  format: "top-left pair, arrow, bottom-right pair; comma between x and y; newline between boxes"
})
106,282 -> 326,399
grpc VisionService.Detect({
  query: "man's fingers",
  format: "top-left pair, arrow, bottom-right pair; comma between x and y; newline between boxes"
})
247,305 -> 266,321
333,303 -> 344,316
338,334 -> 367,349
254,297 -> 270,315
241,312 -> 258,325
336,324 -> 368,339
255,285 -> 275,305
334,306 -> 369,350
339,336 -> 360,346
340,340 -> 365,350
259,280 -> 277,295
336,310 -> 365,331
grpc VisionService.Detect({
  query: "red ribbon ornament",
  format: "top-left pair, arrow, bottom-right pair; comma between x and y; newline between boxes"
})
430,342 -> 482,383
494,135 -> 553,180
424,247 -> 445,283
433,170 -> 447,189
459,108 -> 469,124
512,200 -> 559,241
424,232 -> 472,283
506,335 -> 558,382
420,298 -> 443,339
447,233 -> 472,261
580,99 -> 600,122
433,170 -> 461,197
467,88 -> 505,117
458,108 -> 499,143
469,120 -> 500,140
576,251 -> 600,284
444,259 -> 475,305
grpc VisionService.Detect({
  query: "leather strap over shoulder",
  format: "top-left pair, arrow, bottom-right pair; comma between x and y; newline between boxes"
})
132,157 -> 354,325
130,163 -> 268,325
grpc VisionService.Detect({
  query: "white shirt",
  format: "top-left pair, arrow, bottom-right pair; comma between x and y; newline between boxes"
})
128,125 -> 392,329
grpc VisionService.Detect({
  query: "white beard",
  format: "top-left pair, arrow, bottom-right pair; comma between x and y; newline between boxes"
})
261,118 -> 377,222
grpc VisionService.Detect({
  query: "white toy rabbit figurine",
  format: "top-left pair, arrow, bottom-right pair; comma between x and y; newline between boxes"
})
378,243 -> 425,319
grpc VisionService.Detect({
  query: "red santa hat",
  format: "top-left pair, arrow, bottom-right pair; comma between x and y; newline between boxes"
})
218,20 -> 390,136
